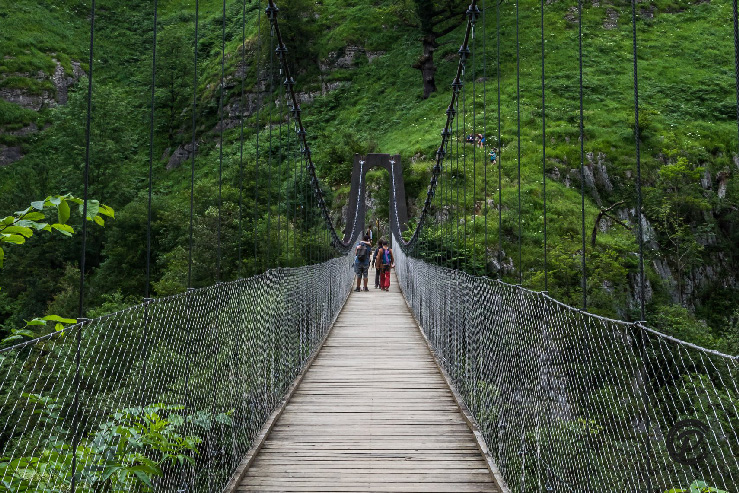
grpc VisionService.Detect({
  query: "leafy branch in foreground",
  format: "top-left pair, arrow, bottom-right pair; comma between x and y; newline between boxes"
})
0,401 -> 231,492
0,194 -> 114,346
0,194 -> 115,268
666,480 -> 729,493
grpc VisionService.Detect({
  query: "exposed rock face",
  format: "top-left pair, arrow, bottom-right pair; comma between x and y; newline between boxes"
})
717,169 -> 730,199
603,9 -> 619,29
0,59 -> 83,111
486,248 -> 515,276
166,143 -> 197,170
0,59 -> 84,165
320,45 -> 383,73
0,145 -> 23,167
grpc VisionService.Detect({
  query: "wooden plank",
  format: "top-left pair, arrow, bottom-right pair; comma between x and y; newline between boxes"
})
233,272 -> 504,492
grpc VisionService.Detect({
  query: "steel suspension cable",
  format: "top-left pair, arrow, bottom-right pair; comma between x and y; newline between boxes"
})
267,28 -> 274,268
456,89 -> 461,269
188,0 -> 199,289
462,49 -> 468,265
483,0 -> 488,264
286,76 -> 295,265
541,0 -> 548,291
496,0 -> 502,273
71,1 -> 96,488
631,6 -> 654,487
146,0 -> 158,298
277,59 -> 283,266
254,0 -> 263,272
734,0 -> 739,162
631,0 -> 645,321
516,0 -> 522,285
472,19 -> 477,270
578,0 -> 587,309
238,0 -> 247,278
217,0 -> 226,282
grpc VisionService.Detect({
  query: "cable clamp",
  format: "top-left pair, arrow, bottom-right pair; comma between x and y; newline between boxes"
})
458,45 -> 471,62
265,4 -> 279,20
283,77 -> 295,88
466,4 -> 481,25
275,44 -> 288,57
441,128 -> 452,138
451,78 -> 464,92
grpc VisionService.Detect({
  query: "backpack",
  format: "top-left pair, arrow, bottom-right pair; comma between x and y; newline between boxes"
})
382,248 -> 392,267
356,243 -> 369,262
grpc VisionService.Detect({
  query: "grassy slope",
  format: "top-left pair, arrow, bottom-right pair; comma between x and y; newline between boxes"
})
0,0 -> 737,350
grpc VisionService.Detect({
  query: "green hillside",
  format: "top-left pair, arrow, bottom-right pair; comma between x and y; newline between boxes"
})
0,0 -> 737,354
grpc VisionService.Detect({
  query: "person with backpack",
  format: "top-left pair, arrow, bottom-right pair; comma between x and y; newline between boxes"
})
377,240 -> 395,291
354,234 -> 372,292
371,238 -> 384,289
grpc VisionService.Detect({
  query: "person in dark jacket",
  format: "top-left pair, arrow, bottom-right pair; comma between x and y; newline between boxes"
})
371,239 -> 384,289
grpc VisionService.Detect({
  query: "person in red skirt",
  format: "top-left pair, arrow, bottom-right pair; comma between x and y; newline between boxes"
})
377,239 -> 395,291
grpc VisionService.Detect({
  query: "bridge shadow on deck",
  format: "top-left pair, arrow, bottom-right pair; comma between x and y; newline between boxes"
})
234,272 -> 502,492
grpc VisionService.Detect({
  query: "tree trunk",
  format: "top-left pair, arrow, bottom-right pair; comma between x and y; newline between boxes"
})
413,35 -> 438,99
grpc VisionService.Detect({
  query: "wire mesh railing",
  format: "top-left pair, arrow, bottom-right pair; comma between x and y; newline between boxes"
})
0,251 -> 354,492
393,235 -> 739,493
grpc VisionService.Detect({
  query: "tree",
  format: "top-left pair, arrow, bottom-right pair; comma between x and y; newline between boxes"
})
411,0 -> 467,99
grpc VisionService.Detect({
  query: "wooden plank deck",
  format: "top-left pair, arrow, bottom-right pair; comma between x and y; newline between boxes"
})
237,272 -> 502,492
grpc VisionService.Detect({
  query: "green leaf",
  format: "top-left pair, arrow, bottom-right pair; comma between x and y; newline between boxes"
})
93,215 -> 105,226
1,234 -> 26,244
0,246 -> 4,268
132,469 -> 154,488
80,199 -> 100,220
57,199 -> 70,224
42,315 -> 77,324
31,201 -> 45,210
22,212 -> 45,221
25,318 -> 47,326
48,196 -> 62,206
51,224 -> 74,236
12,329 -> 36,338
98,204 -> 115,218
2,226 -> 33,238
32,222 -> 49,231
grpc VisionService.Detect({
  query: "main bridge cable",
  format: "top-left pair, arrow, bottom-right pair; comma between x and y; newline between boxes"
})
267,0 -> 479,254
266,1 -> 355,253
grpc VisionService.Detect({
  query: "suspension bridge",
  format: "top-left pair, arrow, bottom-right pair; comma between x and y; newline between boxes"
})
1,0 -> 738,492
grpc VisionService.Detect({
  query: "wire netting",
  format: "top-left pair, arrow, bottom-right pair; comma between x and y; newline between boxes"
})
0,252 -> 354,492
393,236 -> 739,493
